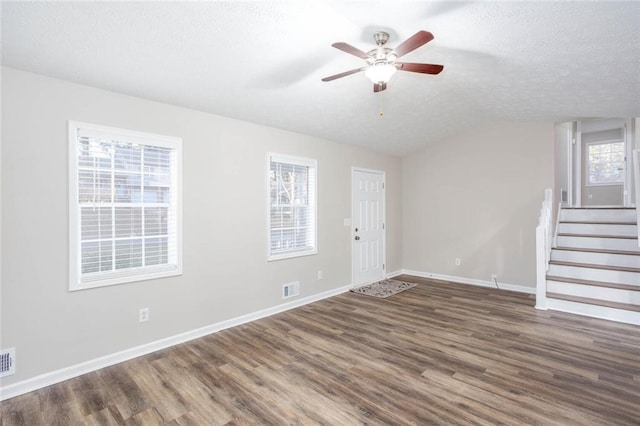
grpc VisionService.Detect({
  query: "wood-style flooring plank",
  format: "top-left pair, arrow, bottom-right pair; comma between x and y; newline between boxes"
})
2,275 -> 639,425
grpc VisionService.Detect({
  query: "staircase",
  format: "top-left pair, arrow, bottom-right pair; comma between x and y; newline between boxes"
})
545,207 -> 640,325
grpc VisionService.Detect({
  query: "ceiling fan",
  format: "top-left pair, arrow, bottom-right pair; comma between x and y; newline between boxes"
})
321,30 -> 444,92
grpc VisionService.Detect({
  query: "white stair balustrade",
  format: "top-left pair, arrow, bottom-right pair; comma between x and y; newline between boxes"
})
535,189 -> 553,310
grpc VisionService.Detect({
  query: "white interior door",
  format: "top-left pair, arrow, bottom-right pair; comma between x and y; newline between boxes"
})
352,169 -> 385,287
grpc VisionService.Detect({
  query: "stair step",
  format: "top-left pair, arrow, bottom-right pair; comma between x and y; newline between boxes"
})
557,233 -> 638,239
546,292 -> 640,312
551,247 -> 640,268
547,281 -> 640,305
562,207 -> 636,209
560,221 -> 637,225
545,297 -> 640,325
560,208 -> 637,223
548,260 -> 640,274
556,235 -> 640,252
555,247 -> 640,256
547,263 -> 640,286
557,223 -> 637,237
546,275 -> 640,292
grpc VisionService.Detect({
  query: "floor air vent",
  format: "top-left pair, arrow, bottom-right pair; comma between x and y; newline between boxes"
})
0,348 -> 15,377
282,281 -> 300,299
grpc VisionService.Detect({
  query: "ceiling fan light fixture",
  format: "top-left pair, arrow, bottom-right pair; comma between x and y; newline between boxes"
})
365,63 -> 397,84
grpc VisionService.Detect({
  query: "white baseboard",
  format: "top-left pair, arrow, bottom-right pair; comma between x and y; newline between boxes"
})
400,269 -> 536,295
386,269 -> 403,279
0,284 -> 351,401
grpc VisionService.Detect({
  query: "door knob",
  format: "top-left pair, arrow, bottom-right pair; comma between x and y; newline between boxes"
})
355,236 -> 360,240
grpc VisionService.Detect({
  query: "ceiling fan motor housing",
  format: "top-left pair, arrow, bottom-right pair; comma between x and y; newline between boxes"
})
368,32 -> 397,65
373,31 -> 390,46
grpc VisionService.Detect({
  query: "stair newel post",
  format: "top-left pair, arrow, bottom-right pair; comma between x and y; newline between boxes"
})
633,149 -> 639,247
535,188 -> 553,310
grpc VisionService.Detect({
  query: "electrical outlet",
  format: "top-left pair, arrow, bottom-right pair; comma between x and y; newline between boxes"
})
139,308 -> 149,323
317,270 -> 323,280
455,258 -> 461,266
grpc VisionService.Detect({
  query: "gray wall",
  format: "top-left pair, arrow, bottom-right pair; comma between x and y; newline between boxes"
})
1,67 -> 560,391
402,121 -> 554,288
0,68 -> 403,386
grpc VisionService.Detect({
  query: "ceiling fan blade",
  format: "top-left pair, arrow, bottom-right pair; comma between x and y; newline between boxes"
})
396,62 -> 444,75
332,42 -> 369,59
393,31 -> 434,58
321,67 -> 367,82
373,82 -> 387,92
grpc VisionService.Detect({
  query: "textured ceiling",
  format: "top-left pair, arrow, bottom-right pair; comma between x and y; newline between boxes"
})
2,1 -> 639,156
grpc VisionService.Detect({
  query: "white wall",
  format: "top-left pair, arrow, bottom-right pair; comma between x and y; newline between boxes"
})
402,121 -> 554,288
0,68 -> 402,387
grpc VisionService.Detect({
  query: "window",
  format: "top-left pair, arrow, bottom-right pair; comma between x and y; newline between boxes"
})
268,154 -> 317,261
587,140 -> 625,185
69,121 -> 182,290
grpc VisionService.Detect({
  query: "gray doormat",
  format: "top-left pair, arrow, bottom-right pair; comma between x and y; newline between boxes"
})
350,279 -> 417,298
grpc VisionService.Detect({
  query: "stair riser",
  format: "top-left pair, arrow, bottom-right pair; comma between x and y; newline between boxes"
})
547,264 -> 640,286
557,223 -> 638,237
556,235 -> 640,252
545,298 -> 640,325
550,250 -> 640,268
560,209 -> 637,223
547,281 -> 640,305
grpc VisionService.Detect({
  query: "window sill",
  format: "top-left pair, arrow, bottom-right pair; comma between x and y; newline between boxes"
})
70,266 -> 182,291
268,249 -> 317,262
585,182 -> 623,187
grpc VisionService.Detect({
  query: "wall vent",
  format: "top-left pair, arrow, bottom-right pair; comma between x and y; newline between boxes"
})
282,281 -> 300,299
0,348 -> 16,377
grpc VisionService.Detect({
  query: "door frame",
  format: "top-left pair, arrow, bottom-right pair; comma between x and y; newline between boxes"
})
571,118 -> 633,207
351,167 -> 386,288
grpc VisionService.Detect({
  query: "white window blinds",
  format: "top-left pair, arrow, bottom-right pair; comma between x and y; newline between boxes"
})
69,122 -> 182,290
268,154 -> 317,260
587,141 -> 625,185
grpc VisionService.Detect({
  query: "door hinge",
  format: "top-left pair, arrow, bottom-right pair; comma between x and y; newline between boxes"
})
383,263 -> 385,270
382,182 -> 385,189
382,223 -> 385,230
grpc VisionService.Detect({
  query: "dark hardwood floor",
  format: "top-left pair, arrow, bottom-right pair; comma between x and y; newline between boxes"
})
2,275 -> 639,425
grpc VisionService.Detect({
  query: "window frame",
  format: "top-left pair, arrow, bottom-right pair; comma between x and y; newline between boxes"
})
267,153 -> 317,262
68,121 -> 183,291
585,139 -> 625,187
